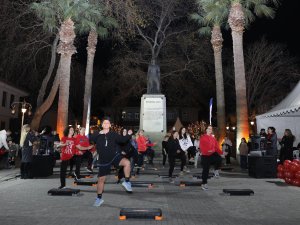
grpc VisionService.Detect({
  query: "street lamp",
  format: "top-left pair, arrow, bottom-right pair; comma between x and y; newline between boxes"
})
11,99 -> 32,130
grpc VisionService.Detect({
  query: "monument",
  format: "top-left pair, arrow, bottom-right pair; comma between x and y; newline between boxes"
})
140,61 -> 166,148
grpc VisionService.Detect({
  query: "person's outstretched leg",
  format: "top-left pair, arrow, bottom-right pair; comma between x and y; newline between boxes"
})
168,157 -> 175,183
94,176 -> 106,207
180,152 -> 186,171
201,155 -> 210,190
68,156 -> 75,176
162,151 -> 167,166
59,160 -> 68,188
119,158 -> 132,193
212,153 -> 222,178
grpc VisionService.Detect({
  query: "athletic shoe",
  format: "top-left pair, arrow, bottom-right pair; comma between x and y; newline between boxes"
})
122,181 -> 133,193
93,198 -> 104,207
214,170 -> 220,178
201,184 -> 208,191
58,186 -> 66,189
179,171 -> 184,176
184,168 -> 190,173
73,172 -> 80,181
169,178 -> 174,183
86,168 -> 93,173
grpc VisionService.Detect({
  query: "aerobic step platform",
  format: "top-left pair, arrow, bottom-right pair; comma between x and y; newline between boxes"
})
67,174 -> 93,179
73,179 -> 97,186
220,167 -> 234,171
48,188 -> 80,196
119,208 -> 162,220
158,174 -> 178,178
223,189 -> 254,196
179,181 -> 202,187
192,173 -> 214,179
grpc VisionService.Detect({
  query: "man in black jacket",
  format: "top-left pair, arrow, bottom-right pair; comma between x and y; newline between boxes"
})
91,117 -> 133,207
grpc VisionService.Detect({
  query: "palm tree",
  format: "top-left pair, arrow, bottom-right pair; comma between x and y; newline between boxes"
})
227,0 -> 279,149
77,1 -> 117,131
31,0 -> 109,136
191,0 -> 229,143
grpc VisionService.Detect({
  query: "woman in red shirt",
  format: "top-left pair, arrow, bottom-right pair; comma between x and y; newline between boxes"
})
59,126 -> 76,189
136,130 -> 155,174
199,125 -> 222,190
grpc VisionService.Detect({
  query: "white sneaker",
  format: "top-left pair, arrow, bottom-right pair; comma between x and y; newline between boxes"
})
201,184 -> 208,191
214,170 -> 220,178
179,171 -> 184,176
169,178 -> 174,183
184,168 -> 190,173
122,181 -> 133,193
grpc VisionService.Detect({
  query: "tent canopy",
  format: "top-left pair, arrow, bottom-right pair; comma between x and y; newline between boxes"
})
256,81 -> 300,146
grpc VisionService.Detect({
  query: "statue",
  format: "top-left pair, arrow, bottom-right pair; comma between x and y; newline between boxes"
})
147,60 -> 161,94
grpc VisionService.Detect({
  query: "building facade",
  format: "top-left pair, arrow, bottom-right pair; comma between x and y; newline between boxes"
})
0,80 -> 28,130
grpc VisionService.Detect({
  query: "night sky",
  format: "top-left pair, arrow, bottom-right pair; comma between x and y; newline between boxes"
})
244,0 -> 300,56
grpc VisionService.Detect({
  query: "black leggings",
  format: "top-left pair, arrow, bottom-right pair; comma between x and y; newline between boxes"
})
162,150 -> 167,166
60,160 -> 70,187
74,151 -> 93,177
187,146 -> 197,160
201,152 -> 222,184
168,151 -> 186,177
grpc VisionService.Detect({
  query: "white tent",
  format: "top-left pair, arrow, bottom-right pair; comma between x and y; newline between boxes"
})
256,81 -> 300,146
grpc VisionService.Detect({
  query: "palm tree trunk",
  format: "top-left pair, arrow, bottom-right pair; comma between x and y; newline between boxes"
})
82,29 -> 98,131
30,70 -> 60,131
56,18 -> 76,137
228,2 -> 250,153
211,25 -> 226,144
36,34 -> 59,107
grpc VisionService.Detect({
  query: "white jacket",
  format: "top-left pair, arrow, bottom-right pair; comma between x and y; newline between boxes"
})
179,135 -> 193,152
0,130 -> 9,150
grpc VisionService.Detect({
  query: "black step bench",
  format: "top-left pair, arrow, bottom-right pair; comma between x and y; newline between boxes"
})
221,167 -> 234,171
179,181 -> 202,187
67,174 -> 93,179
158,174 -> 178,178
192,173 -> 214,179
120,208 -> 162,220
223,189 -> 254,196
131,183 -> 155,188
73,180 -> 97,186
48,188 -> 80,196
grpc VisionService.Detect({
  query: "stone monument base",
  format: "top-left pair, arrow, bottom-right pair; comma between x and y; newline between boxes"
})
140,94 -> 166,150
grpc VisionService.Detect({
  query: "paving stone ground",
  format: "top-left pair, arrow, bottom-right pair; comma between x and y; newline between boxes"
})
0,158 -> 299,225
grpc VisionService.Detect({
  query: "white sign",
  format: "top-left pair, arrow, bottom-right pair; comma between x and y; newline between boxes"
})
142,97 -> 164,132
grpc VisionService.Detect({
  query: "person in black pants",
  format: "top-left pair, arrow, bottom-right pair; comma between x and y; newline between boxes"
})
162,135 -> 169,167
167,131 -> 186,183
200,125 -> 222,190
90,117 -> 133,207
59,126 -> 76,189
20,125 -> 40,179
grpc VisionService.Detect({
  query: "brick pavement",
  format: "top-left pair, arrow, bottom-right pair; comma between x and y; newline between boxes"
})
0,160 -> 299,225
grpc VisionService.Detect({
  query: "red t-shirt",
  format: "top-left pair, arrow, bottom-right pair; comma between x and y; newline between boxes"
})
200,134 -> 222,156
136,136 -> 154,153
61,136 -> 76,161
74,134 -> 90,155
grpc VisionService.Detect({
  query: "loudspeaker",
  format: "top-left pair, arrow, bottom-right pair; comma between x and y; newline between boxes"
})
248,156 -> 277,178
251,136 -> 261,151
250,136 -> 267,151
